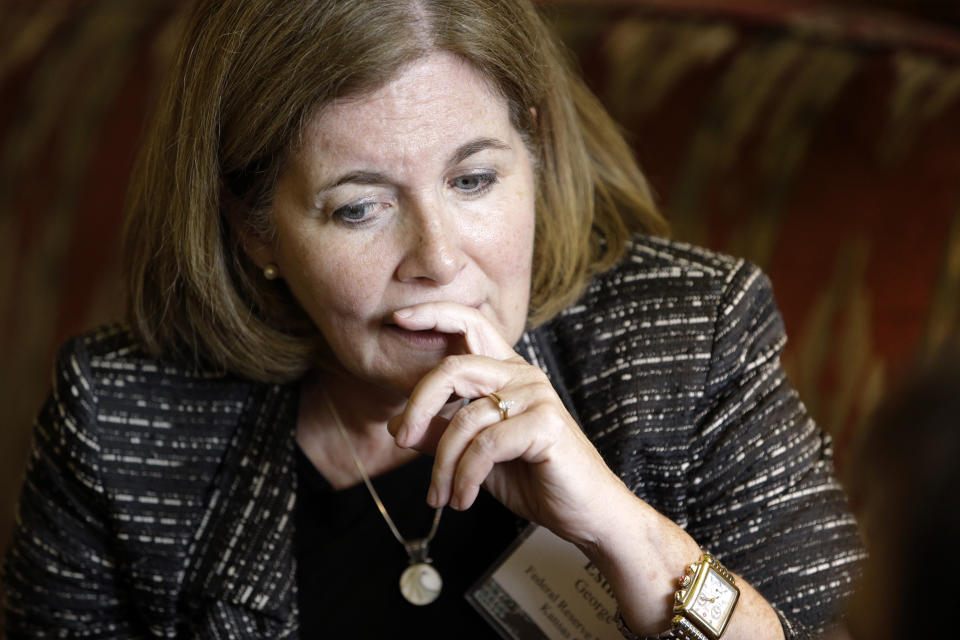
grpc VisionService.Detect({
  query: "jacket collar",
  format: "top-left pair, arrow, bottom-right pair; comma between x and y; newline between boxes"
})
520,328 -> 583,425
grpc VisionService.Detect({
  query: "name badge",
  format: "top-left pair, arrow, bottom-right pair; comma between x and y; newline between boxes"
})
466,525 -> 622,640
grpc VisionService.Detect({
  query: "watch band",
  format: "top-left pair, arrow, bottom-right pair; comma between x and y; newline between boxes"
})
671,616 -> 711,640
613,607 -> 713,640
612,607 -> 641,640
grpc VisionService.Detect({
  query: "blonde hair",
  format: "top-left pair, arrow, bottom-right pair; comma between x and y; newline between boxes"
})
123,0 -> 668,382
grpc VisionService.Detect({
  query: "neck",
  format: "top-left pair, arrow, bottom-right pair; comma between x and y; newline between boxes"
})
296,369 -> 417,489
315,370 -> 407,436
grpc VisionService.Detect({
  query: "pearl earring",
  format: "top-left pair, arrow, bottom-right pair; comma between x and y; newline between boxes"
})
263,264 -> 279,280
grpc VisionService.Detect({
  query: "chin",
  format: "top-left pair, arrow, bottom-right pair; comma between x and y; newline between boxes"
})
340,360 -> 442,402
390,363 -> 445,399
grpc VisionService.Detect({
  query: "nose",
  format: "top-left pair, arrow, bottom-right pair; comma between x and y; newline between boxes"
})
394,199 -> 464,285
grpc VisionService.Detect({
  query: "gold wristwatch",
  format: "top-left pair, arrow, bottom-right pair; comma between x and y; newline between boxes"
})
671,553 -> 740,639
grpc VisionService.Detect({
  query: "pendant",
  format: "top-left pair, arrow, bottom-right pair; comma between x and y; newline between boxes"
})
400,562 -> 442,605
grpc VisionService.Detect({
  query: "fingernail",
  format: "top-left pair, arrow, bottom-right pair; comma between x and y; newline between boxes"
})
394,308 -> 413,318
427,485 -> 438,507
395,426 -> 408,447
449,495 -> 461,511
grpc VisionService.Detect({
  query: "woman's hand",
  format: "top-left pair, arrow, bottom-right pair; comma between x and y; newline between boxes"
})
386,301 -> 636,549
386,302 -> 785,640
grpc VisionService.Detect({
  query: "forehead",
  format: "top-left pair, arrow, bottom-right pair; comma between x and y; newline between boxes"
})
300,53 -> 513,168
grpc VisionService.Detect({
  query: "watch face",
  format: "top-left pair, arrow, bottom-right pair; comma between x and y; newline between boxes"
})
690,568 -> 738,633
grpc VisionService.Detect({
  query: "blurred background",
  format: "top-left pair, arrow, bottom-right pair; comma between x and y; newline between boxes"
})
2,0 -> 959,620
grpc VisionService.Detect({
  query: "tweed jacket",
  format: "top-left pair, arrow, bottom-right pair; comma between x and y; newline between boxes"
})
3,236 -> 863,639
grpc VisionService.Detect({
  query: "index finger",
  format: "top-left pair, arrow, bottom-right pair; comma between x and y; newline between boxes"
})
392,302 -> 517,360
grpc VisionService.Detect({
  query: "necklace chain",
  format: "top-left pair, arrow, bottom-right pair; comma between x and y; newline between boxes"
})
323,392 -> 443,554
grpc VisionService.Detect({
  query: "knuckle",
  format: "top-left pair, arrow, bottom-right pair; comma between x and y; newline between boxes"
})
510,364 -> 549,388
472,429 -> 500,456
430,467 -> 448,487
529,404 -> 565,437
528,366 -> 550,384
437,354 -> 467,375
451,406 -> 483,434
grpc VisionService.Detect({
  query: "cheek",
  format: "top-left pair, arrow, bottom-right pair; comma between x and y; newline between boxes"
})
476,209 -> 533,286
488,171 -> 535,246
279,237 -> 384,327
485,187 -> 536,333
505,187 -> 536,278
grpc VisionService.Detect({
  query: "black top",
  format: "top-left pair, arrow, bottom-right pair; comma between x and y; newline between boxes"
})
294,447 -> 521,638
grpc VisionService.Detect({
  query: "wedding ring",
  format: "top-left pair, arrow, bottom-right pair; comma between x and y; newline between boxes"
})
488,392 -> 514,421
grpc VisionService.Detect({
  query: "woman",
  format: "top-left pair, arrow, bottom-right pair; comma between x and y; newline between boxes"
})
2,1 -> 862,638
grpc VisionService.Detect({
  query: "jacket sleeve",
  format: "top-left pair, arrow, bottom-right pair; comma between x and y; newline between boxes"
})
682,262 -> 864,640
2,338 -> 142,638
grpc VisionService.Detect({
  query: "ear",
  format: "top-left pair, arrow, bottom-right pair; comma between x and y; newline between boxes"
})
222,194 -> 278,273
240,227 -> 277,275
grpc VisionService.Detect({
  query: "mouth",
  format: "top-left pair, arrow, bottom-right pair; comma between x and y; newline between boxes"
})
380,301 -> 484,351
383,325 -> 455,350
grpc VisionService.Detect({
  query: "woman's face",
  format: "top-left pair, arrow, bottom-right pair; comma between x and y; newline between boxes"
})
253,52 -> 536,397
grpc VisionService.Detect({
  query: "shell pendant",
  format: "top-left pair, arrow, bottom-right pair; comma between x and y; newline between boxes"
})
400,562 -> 442,605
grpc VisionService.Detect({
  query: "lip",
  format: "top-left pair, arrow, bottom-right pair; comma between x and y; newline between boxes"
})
383,325 -> 454,350
385,300 -> 484,317
380,301 -> 485,350
379,300 -> 485,326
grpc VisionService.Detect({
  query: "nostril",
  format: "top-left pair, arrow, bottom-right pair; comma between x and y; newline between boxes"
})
396,231 -> 462,285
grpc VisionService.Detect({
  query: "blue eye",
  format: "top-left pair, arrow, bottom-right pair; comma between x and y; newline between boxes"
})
451,172 -> 497,194
332,201 -> 377,226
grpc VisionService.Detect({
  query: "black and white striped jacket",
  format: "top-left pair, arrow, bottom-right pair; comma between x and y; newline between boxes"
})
2,236 -> 863,638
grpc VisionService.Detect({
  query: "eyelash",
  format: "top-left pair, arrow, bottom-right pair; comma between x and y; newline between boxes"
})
450,171 -> 498,195
330,171 -> 498,227
332,200 -> 381,227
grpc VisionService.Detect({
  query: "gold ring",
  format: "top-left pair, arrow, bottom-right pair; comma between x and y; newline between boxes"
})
488,392 -> 514,421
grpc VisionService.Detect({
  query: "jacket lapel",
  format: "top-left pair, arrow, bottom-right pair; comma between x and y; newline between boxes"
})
181,381 -> 300,638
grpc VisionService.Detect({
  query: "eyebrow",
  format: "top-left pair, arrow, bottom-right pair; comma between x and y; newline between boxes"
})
323,137 -> 512,191
448,137 -> 511,165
